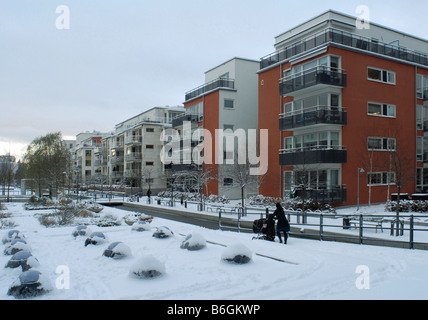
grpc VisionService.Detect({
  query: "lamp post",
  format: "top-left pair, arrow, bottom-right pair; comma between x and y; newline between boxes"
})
357,168 -> 365,211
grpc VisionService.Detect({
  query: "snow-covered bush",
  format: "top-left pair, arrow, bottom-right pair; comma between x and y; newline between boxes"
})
123,212 -> 153,226
129,254 -> 165,279
84,232 -> 108,246
72,225 -> 93,238
131,220 -> 151,232
4,239 -> 31,255
96,213 -> 121,227
7,270 -> 53,299
5,251 -> 40,271
103,242 -> 132,259
221,243 -> 252,265
152,226 -> 173,239
2,230 -> 25,244
385,200 -> 428,213
180,233 -> 206,251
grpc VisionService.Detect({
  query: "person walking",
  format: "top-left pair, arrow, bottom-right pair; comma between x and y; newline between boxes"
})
273,202 -> 290,244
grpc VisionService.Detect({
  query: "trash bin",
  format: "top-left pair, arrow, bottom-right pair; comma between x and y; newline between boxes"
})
343,217 -> 351,230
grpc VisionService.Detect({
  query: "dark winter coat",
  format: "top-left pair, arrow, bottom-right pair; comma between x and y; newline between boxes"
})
273,203 -> 290,232
266,214 -> 276,238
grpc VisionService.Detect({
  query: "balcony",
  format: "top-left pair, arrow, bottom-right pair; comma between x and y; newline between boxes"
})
260,27 -> 428,70
124,170 -> 142,178
279,106 -> 347,131
125,153 -> 142,162
280,146 -> 347,166
125,136 -> 142,145
170,163 -> 200,172
111,141 -> 124,149
424,89 -> 428,102
110,171 -> 124,178
280,66 -> 347,96
172,113 -> 201,128
185,78 -> 235,102
293,187 -> 347,203
110,156 -> 124,165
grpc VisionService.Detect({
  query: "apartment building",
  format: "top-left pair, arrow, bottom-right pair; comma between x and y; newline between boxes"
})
258,10 -> 428,206
102,106 -> 184,194
73,132 -> 108,184
170,57 -> 259,199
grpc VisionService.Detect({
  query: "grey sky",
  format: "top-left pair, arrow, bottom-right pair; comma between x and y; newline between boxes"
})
1,0 -> 427,158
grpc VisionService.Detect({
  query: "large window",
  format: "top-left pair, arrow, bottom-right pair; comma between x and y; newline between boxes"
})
367,137 -> 396,151
368,102 -> 396,118
368,67 -> 396,84
367,172 -> 395,186
283,55 -> 341,79
284,131 -> 341,151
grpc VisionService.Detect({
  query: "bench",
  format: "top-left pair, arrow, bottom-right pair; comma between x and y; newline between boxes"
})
349,218 -> 384,233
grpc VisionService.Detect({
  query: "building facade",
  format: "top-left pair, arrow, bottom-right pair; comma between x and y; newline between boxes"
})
170,57 -> 260,199
258,10 -> 428,206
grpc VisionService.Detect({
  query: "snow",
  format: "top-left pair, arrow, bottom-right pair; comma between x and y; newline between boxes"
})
221,242 -> 253,264
0,202 -> 428,300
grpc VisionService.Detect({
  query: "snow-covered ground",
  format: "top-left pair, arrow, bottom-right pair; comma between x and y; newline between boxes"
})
1,202 -> 427,300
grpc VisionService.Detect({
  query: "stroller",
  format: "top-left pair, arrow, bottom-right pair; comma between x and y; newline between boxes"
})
252,215 -> 275,242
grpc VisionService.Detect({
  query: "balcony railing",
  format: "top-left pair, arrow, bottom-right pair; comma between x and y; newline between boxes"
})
280,66 -> 347,96
280,145 -> 347,166
293,186 -> 347,203
260,27 -> 428,70
125,153 -> 142,162
171,113 -> 201,128
110,156 -> 124,164
110,171 -> 124,178
124,170 -> 142,178
125,136 -> 142,145
185,78 -> 235,101
279,106 -> 347,130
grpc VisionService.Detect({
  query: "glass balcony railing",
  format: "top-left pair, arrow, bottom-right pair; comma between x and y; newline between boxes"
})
293,186 -> 347,203
280,66 -> 347,96
279,145 -> 347,166
185,78 -> 235,101
260,27 -> 428,70
279,106 -> 347,130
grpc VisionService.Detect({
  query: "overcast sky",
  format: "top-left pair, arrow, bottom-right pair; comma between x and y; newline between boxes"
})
1,0 -> 427,159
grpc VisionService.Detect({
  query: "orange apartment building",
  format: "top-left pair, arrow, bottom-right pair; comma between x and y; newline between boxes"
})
258,10 -> 428,206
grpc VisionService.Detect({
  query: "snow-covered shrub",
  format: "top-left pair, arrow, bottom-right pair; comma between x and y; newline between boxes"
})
103,242 -> 132,259
84,232 -> 108,247
180,233 -> 206,251
131,220 -> 151,232
124,213 -> 153,226
5,251 -> 40,271
152,226 -> 173,239
96,213 -> 121,227
4,239 -> 31,255
221,243 -> 252,265
72,225 -> 93,238
385,200 -> 428,213
129,254 -> 165,279
2,230 -> 25,244
7,270 -> 53,299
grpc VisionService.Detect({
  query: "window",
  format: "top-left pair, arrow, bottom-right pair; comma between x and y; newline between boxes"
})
367,137 -> 396,151
368,67 -> 396,84
146,145 -> 154,149
368,102 -> 396,117
145,162 -> 154,166
368,172 -> 395,186
224,99 -> 234,109
223,124 -> 234,132
223,178 -> 233,186
146,128 -> 154,133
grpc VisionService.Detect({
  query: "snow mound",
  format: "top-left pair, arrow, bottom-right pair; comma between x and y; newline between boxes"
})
84,232 -> 108,247
72,225 -> 93,238
5,251 -> 40,271
4,239 -> 32,255
180,233 -> 206,251
221,243 -> 252,264
131,221 -> 151,232
152,226 -> 173,239
129,254 -> 165,279
103,242 -> 132,259
7,270 -> 53,299
2,230 -> 25,244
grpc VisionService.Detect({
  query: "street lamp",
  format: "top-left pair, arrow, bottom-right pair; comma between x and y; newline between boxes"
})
357,168 -> 365,211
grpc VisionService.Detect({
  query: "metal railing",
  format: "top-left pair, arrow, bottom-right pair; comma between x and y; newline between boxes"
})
260,27 -> 428,70
185,78 -> 235,101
